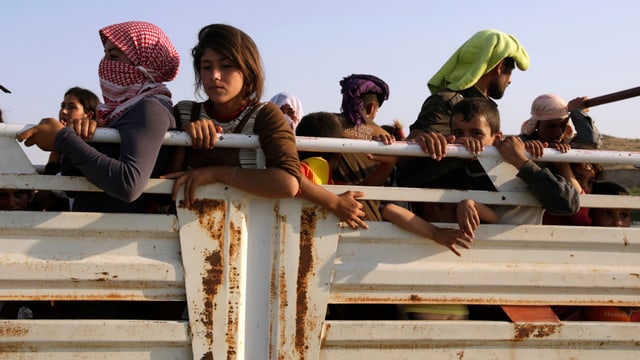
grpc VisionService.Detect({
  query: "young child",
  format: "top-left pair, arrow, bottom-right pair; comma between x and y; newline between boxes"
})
546,162 -> 605,226
32,87 -> 101,212
332,74 -> 396,222
519,94 -> 602,226
520,93 -> 601,154
582,181 -> 638,322
295,112 -> 344,185
164,25 -> 366,231
387,97 -> 500,320
164,24 -> 301,205
44,87 -> 100,176
589,181 -> 632,227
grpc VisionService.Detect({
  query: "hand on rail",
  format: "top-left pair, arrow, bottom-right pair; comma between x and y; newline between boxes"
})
568,96 -> 589,113
521,139 -> 546,158
334,191 -> 368,230
162,168 -> 217,208
495,136 -> 532,169
548,141 -> 571,153
182,118 -> 222,151
371,132 -> 395,145
16,118 -> 64,151
66,118 -> 98,141
412,131 -> 454,161
453,136 -> 486,158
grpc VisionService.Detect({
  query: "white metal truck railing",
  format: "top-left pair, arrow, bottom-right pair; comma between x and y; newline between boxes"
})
0,123 -> 640,359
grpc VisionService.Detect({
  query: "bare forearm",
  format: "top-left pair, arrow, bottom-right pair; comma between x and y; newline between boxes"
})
382,203 -> 439,239
360,163 -> 395,186
473,202 -> 499,223
299,176 -> 338,209
228,167 -> 299,198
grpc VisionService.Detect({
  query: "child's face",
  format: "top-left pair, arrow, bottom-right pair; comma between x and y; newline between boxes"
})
200,48 -> 244,113
59,94 -> 90,125
591,208 -> 632,227
451,114 -> 498,146
572,163 -> 596,194
0,189 -> 32,210
536,117 -> 569,143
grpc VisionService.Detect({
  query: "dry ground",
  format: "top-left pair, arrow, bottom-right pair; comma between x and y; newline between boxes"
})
599,135 -> 640,193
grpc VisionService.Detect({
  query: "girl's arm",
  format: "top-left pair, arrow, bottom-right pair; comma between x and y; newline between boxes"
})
164,166 -> 298,208
382,203 -> 472,257
456,199 -> 499,237
555,162 -> 583,193
359,154 -> 397,186
298,176 -> 368,229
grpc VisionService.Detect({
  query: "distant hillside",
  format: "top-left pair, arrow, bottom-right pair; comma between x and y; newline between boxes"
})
601,134 -> 640,152
599,135 -> 640,193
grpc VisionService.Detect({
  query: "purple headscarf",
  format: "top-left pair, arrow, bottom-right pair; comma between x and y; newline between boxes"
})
340,74 -> 389,126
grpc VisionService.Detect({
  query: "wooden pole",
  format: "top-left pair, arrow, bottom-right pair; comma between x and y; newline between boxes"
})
584,86 -> 640,108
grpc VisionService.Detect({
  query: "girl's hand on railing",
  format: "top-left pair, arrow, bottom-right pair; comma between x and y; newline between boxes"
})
183,118 -> 222,151
162,167 -> 218,208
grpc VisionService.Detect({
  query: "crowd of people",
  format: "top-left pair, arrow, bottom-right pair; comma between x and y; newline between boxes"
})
0,22 -> 636,322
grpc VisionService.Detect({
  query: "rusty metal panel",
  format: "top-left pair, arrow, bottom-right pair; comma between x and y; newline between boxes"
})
330,222 -> 640,305
178,184 -> 272,360
178,190 -> 235,359
0,211 -> 184,301
270,200 -> 341,360
320,320 -> 640,359
0,319 -> 191,358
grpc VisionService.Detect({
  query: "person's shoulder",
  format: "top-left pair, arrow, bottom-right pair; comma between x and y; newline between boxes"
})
252,101 -> 291,133
255,101 -> 280,115
174,99 -> 199,112
126,96 -> 173,114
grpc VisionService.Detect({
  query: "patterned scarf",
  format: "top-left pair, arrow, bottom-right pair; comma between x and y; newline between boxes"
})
97,21 -> 180,126
340,74 -> 389,127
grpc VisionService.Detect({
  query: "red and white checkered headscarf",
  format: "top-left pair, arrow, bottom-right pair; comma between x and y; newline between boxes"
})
97,21 -> 180,125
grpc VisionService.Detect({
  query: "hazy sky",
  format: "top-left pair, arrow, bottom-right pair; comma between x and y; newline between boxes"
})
2,0 -> 639,163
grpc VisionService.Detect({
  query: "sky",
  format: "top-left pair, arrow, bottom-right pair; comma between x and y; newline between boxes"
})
2,0 -> 640,164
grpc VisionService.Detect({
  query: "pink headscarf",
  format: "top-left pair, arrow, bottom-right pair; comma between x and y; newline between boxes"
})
97,21 -> 180,125
520,94 -> 571,136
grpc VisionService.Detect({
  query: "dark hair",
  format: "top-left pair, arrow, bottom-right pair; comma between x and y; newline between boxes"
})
570,162 -> 605,181
591,181 -> 628,196
450,97 -> 500,134
501,57 -> 515,71
192,24 -> 264,105
589,181 -> 630,220
381,125 -> 394,136
64,87 -> 100,119
296,112 -> 344,161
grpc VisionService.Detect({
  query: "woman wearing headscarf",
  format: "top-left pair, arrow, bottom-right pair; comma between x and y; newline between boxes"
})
18,21 -> 180,213
269,92 -> 304,129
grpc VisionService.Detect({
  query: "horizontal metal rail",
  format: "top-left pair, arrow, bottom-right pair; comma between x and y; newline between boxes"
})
2,123 -> 639,165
